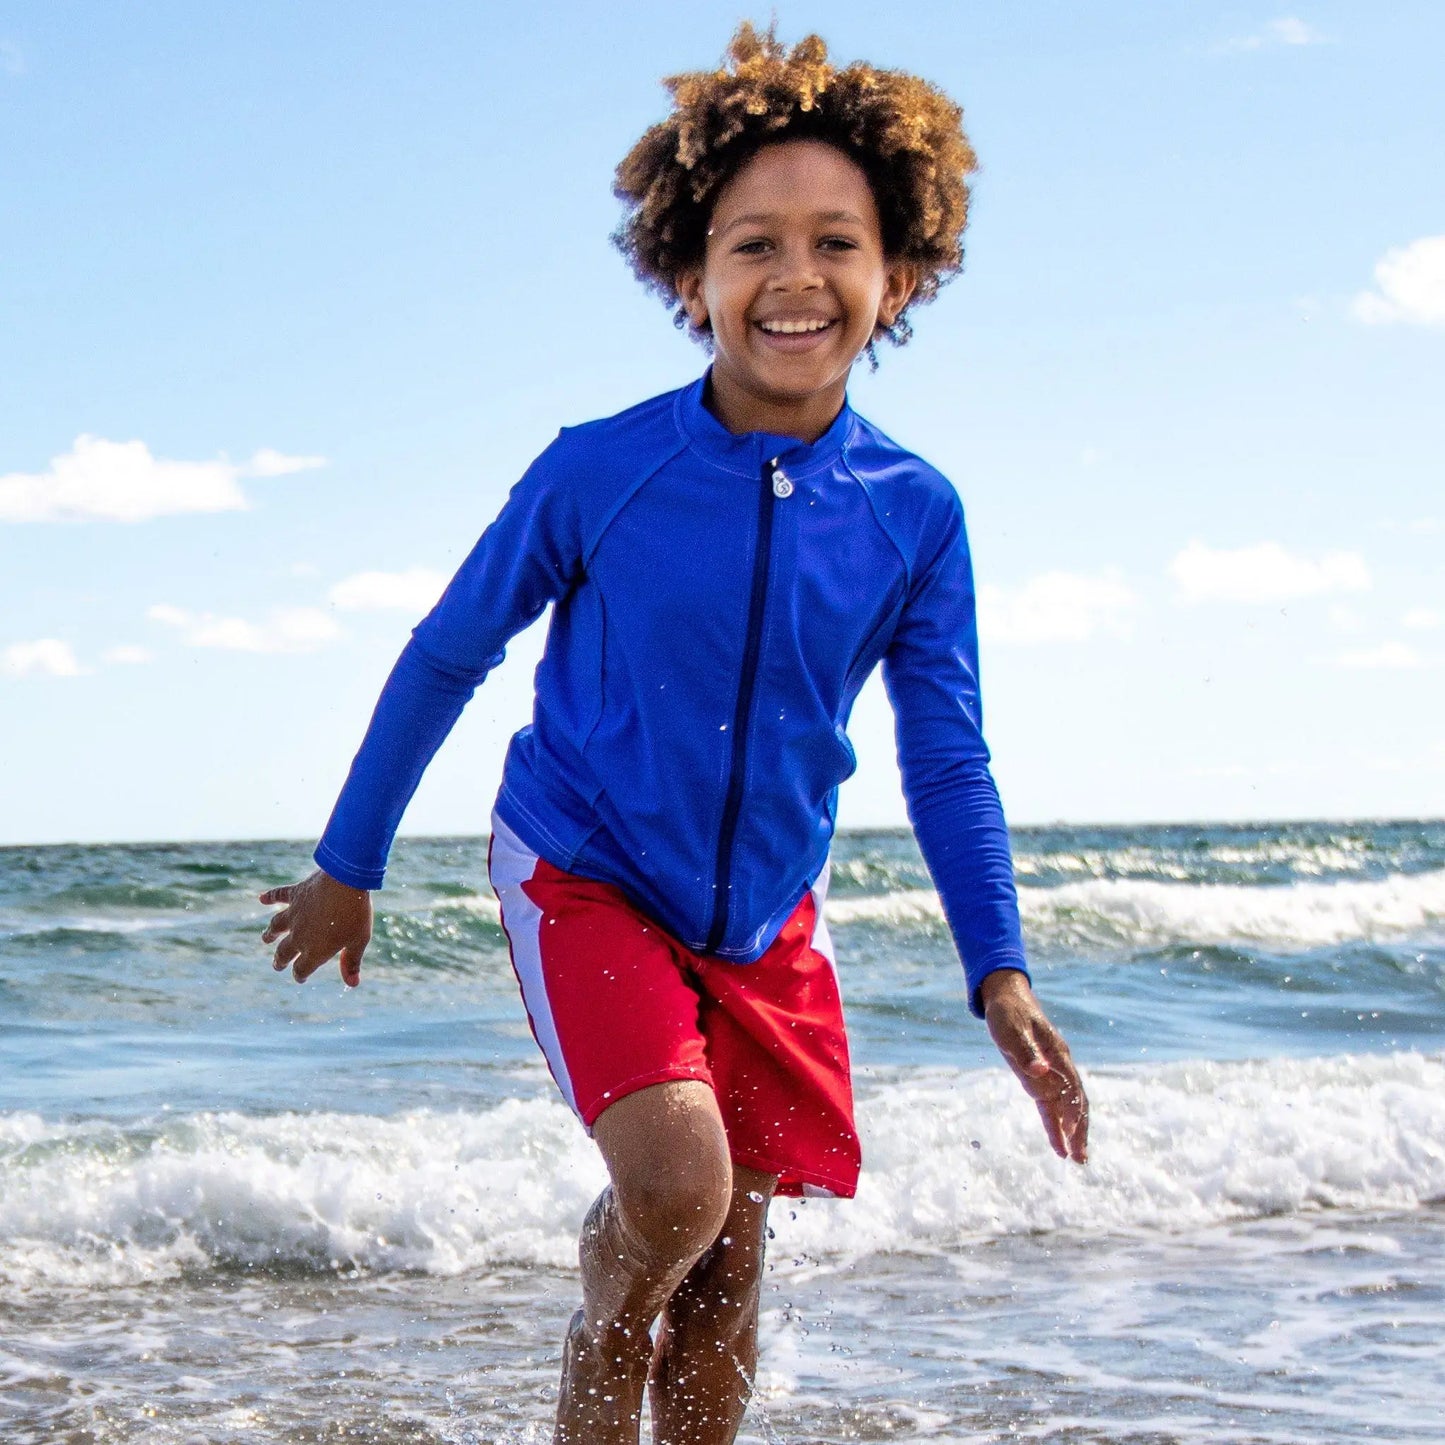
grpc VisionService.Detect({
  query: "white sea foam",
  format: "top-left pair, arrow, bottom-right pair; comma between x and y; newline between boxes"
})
1013,839 -> 1386,881
823,889 -> 945,927
443,893 -> 501,922
827,868 -> 1445,948
785,1051 -> 1445,1261
0,913 -> 173,940
0,1099 -> 605,1290
3,1052 -> 1442,1291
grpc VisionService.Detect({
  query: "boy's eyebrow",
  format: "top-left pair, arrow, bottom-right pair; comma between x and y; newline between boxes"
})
717,209 -> 869,234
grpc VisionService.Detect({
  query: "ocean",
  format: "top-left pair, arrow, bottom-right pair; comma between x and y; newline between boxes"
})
2,821 -> 1442,1443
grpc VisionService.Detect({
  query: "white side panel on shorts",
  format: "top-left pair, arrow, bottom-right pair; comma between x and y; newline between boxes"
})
487,812 -> 578,1115
801,1182 -> 842,1199
809,854 -> 838,975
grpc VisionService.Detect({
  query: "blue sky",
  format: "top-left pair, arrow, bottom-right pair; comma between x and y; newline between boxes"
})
2,1 -> 1442,846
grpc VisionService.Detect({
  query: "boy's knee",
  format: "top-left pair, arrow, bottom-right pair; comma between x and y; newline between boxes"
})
593,1079 -> 734,1269
615,1151 -> 732,1268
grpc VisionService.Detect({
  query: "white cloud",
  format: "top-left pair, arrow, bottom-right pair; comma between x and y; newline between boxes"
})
1403,608 -> 1442,631
245,448 -> 328,478
1327,604 -> 1366,635
1352,235 -> 1445,327
2,639 -> 82,678
1268,17 -> 1326,45
1337,641 -> 1424,671
977,569 -> 1137,646
328,568 -> 447,613
1219,16 -> 1328,51
1170,541 -> 1370,604
103,645 -> 154,665
0,437 -> 327,524
149,604 -> 341,654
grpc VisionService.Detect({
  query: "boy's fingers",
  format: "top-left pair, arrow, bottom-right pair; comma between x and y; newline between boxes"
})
1047,1068 -> 1089,1164
292,951 -> 325,984
259,886 -> 293,905
339,946 -> 363,988
272,939 -> 300,973
1003,1017 -> 1090,1165
1036,1101 -> 1067,1159
1066,1087 -> 1090,1164
261,907 -> 291,944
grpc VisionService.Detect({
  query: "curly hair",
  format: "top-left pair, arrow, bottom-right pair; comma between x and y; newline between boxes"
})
613,22 -> 978,351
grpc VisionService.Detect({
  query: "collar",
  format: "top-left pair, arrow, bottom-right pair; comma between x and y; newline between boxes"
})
674,370 -> 856,480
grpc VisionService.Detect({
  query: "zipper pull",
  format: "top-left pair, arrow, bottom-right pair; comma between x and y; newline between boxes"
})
769,462 -> 794,499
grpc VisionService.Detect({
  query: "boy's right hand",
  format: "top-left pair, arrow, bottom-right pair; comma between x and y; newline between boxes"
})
260,869 -> 373,987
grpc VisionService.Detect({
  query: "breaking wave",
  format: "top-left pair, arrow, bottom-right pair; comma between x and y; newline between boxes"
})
4,1051 -> 1441,1290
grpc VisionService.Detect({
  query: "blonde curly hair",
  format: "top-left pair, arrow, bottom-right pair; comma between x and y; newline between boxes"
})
613,22 -> 978,349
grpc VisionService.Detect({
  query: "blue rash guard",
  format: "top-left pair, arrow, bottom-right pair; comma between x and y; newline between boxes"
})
316,374 -> 1029,1016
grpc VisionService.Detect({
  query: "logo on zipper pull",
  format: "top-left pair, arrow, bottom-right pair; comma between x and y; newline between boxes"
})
771,468 -> 794,499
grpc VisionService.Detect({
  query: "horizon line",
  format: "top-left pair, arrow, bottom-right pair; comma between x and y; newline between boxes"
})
3,814 -> 1441,853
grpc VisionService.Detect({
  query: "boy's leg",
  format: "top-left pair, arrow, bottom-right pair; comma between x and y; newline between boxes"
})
648,1165 -> 777,1445
556,1079 -> 734,1445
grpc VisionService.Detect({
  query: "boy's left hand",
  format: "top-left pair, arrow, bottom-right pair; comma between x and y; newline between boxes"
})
979,968 -> 1089,1165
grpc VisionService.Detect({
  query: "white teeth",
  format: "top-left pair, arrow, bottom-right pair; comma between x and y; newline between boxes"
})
759,318 -> 832,334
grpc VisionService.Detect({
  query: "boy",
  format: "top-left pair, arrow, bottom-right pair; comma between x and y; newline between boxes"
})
261,24 -> 1087,1444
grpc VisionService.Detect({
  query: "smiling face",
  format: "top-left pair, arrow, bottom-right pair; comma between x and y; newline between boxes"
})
677,139 -> 916,443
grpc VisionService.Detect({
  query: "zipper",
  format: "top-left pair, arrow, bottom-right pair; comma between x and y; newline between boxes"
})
705,456 -> 785,953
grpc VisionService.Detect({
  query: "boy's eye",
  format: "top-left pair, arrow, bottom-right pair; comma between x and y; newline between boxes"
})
731,235 -> 860,256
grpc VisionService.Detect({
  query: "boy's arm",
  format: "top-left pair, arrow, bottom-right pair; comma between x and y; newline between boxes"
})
260,441 -> 583,983
313,441 -> 584,890
882,490 -> 1087,1163
881,489 -> 1025,1016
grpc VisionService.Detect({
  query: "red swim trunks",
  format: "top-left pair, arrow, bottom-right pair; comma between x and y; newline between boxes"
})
488,812 -> 859,1198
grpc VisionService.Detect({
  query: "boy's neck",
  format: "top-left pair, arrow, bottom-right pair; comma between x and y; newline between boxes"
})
703,368 -> 846,445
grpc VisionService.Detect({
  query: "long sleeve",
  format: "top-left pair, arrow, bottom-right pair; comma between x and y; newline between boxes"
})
313,442 -> 583,889
881,491 -> 1029,1017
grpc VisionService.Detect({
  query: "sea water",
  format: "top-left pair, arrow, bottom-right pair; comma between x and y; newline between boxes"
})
1,821 -> 1442,1442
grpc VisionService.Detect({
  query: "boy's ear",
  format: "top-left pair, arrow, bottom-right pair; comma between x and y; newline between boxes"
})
676,269 -> 709,331
876,261 -> 918,331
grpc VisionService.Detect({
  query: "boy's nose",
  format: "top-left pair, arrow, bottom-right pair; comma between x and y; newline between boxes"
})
766,244 -> 824,291
767,263 -> 824,292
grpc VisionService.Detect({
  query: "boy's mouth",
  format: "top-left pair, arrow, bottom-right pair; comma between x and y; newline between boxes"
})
754,317 -> 839,351
755,317 -> 837,335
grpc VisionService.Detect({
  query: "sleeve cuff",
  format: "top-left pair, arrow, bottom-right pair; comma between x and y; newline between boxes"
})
313,842 -> 386,891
